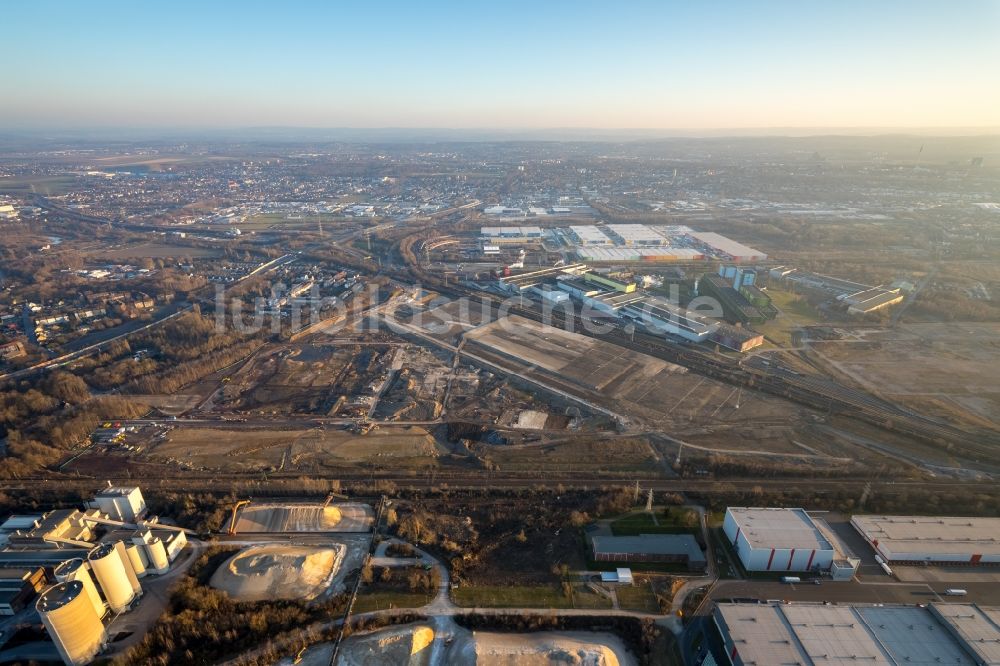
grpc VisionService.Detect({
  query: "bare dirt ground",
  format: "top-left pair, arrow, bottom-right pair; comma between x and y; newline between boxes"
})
808,322 -> 1000,430
145,425 -> 440,472
463,316 -> 850,460
209,543 -> 343,601
234,502 -> 373,533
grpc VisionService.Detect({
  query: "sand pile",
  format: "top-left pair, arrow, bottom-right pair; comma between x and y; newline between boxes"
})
235,504 -> 343,532
336,623 -> 435,666
450,631 -> 633,666
210,544 -> 342,601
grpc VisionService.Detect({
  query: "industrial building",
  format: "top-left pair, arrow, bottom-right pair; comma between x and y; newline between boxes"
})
687,231 -> 767,261
0,566 -> 48,615
841,286 -> 905,315
709,323 -> 765,352
591,534 -> 706,571
723,507 -> 853,575
620,298 -> 717,343
851,515 -> 1000,565
37,581 -> 108,666
567,225 -> 613,246
479,225 -> 544,244
582,271 -> 637,293
698,274 -> 774,325
92,486 -> 146,523
575,247 -> 704,262
605,224 -> 667,246
713,602 -> 1000,666
496,263 -> 588,293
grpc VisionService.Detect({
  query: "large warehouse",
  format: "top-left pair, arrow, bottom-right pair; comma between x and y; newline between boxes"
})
851,515 -> 1000,565
723,507 -> 840,573
713,602 -> 1000,666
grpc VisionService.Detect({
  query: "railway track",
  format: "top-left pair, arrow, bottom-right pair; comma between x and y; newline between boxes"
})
0,474 -> 996,496
400,270 -> 998,465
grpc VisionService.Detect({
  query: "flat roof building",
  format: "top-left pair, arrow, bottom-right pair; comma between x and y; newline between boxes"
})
713,602 -> 994,666
606,224 -> 667,246
851,515 -> 1000,565
723,507 -> 838,573
592,534 -> 706,570
568,225 -> 613,246
688,231 -> 767,261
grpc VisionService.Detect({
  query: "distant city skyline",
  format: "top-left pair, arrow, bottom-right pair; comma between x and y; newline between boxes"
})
5,0 -> 1000,131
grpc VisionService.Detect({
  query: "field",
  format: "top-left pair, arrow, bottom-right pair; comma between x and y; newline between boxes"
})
216,343 -> 392,416
87,242 -> 223,259
470,437 -> 660,474
463,315 -> 859,461
0,175 -> 78,195
753,288 -> 826,346
807,322 -> 1000,431
145,425 -> 440,472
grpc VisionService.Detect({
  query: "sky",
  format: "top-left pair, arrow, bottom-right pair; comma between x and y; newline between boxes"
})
4,0 -> 1000,131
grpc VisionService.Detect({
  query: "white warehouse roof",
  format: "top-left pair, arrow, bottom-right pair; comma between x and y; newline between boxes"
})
606,224 -> 666,243
851,515 -> 1000,561
568,225 -> 612,244
726,507 -> 833,551
715,602 -> 990,666
687,231 -> 767,259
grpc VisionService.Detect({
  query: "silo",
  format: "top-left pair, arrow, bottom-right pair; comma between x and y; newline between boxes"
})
37,581 -> 108,666
124,542 -> 147,578
145,537 -> 169,574
53,558 -> 105,619
87,543 -> 138,613
110,542 -> 142,595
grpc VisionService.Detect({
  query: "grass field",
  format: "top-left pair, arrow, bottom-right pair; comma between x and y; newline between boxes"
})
147,425 -> 439,472
452,585 -> 574,609
0,175 -> 78,195
615,583 -> 659,613
352,591 -> 433,613
90,243 -> 223,259
477,437 -> 657,474
754,288 -> 824,346
609,510 -> 700,536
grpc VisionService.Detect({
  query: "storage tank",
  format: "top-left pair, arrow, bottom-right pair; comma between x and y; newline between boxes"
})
87,543 -> 138,613
37,581 -> 108,666
145,537 -> 169,574
53,558 -> 105,620
124,542 -> 147,578
112,542 -> 142,594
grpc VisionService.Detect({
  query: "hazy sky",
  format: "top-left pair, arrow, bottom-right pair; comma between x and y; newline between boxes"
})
5,0 -> 1000,130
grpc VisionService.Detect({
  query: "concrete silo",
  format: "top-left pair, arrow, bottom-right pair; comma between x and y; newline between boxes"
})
112,541 -> 142,595
53,558 -> 105,620
144,536 -> 169,574
123,542 -> 148,578
36,581 -> 108,666
87,542 -> 140,614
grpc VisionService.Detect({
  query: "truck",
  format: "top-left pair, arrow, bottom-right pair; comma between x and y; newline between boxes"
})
944,589 -> 967,596
781,576 -> 801,584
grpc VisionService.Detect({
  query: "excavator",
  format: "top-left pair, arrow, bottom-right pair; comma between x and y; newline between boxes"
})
323,491 -> 348,508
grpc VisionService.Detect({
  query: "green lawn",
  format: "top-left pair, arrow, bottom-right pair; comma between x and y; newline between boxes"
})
352,591 -> 433,613
609,510 -> 699,536
452,585 -> 573,609
571,585 -> 614,610
615,583 -> 660,613
755,288 -> 824,347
